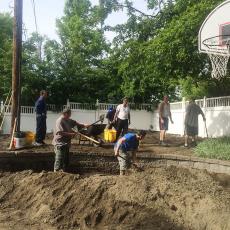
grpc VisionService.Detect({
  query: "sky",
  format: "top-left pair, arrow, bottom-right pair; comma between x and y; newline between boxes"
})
0,0 -> 153,42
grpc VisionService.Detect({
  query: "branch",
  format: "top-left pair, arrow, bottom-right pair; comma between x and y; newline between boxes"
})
116,3 -> 159,18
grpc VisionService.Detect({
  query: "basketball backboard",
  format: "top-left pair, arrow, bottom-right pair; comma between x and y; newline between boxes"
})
198,0 -> 230,55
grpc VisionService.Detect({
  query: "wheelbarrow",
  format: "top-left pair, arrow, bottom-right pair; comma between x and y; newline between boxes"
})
78,124 -> 106,146
73,123 -> 106,146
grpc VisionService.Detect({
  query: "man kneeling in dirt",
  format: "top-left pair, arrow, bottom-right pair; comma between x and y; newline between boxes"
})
52,108 -> 89,172
114,131 -> 146,175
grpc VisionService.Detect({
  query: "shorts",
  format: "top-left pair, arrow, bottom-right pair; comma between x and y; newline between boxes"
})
159,117 -> 169,130
185,125 -> 198,136
117,149 -> 131,171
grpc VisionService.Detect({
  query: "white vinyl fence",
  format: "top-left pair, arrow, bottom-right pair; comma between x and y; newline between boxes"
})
1,96 -> 230,138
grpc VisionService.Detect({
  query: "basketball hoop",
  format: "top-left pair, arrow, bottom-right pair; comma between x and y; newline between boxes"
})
202,35 -> 230,80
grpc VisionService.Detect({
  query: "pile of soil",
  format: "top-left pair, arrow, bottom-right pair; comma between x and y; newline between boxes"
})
0,166 -> 229,230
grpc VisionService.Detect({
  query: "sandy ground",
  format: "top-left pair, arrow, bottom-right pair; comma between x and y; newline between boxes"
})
0,167 -> 229,230
0,131 -> 194,157
0,131 -> 229,229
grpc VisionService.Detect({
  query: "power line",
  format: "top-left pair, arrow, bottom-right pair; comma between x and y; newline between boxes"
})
22,23 -> 28,41
30,0 -> 42,60
30,0 -> 39,34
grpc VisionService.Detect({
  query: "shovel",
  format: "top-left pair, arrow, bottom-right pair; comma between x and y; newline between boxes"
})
88,114 -> 105,128
78,114 -> 105,132
72,114 -> 105,146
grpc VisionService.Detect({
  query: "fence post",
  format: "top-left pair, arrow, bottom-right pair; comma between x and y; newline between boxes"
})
181,97 -> 186,136
203,96 -> 207,138
66,99 -> 70,109
0,101 -> 3,114
96,99 -> 99,121
203,96 -> 206,109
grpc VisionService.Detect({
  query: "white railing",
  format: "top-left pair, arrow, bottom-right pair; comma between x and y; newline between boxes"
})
3,105 -> 11,113
195,99 -> 204,108
2,96 -> 230,117
170,102 -> 182,110
21,106 -> 34,114
70,102 -> 96,110
206,96 -> 230,107
98,103 -> 117,111
2,96 -> 230,137
46,104 -> 57,111
129,103 -> 154,111
98,103 -> 154,111
3,105 -> 63,114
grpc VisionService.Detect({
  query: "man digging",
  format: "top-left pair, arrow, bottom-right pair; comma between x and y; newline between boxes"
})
52,108 -> 89,172
114,130 -> 146,175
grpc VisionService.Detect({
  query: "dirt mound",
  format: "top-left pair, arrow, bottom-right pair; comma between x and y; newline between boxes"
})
0,166 -> 230,230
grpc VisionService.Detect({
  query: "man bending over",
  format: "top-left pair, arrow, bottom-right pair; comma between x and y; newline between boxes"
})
114,130 -> 146,175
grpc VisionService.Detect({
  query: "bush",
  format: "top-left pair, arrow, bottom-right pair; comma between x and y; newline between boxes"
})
194,137 -> 230,161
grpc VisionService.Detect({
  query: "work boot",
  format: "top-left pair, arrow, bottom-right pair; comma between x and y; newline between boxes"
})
191,141 -> 197,147
160,141 -> 167,146
54,169 -> 64,173
33,142 -> 43,146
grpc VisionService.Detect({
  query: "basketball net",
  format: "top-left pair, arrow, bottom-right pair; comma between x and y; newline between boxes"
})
207,42 -> 230,80
208,53 -> 230,80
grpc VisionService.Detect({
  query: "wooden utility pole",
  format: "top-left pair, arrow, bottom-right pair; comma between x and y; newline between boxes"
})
11,0 -> 23,133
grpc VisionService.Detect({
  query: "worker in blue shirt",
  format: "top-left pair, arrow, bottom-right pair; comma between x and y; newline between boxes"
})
34,90 -> 48,146
114,130 -> 146,175
105,106 -> 116,129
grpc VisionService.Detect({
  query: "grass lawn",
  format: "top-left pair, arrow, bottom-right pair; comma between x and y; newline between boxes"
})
195,137 -> 230,161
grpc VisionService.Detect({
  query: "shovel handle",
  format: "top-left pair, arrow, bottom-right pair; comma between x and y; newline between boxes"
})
78,114 -> 105,132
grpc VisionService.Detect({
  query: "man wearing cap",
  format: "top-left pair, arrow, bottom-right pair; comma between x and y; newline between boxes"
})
106,106 -> 116,129
114,130 -> 146,175
113,97 -> 131,140
52,108 -> 89,172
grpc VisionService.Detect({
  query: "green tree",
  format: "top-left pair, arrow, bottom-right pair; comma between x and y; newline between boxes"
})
0,13 -> 13,100
54,0 -> 111,103
108,0 -> 226,102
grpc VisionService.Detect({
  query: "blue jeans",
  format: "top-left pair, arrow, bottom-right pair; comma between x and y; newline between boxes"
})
36,114 -> 46,143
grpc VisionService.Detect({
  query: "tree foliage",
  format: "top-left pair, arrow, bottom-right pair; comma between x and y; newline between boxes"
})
0,13 -> 13,99
0,0 -> 229,106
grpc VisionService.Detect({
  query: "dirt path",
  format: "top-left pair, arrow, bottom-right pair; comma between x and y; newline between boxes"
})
0,131 -> 194,157
0,167 -> 229,230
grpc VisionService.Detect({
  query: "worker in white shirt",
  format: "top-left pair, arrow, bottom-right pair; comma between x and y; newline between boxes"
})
113,97 -> 131,141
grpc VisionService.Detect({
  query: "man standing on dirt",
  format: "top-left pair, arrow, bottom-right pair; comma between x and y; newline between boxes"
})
114,130 -> 146,175
184,98 -> 205,147
52,108 -> 89,172
159,95 -> 173,146
34,90 -> 48,146
113,97 -> 131,140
